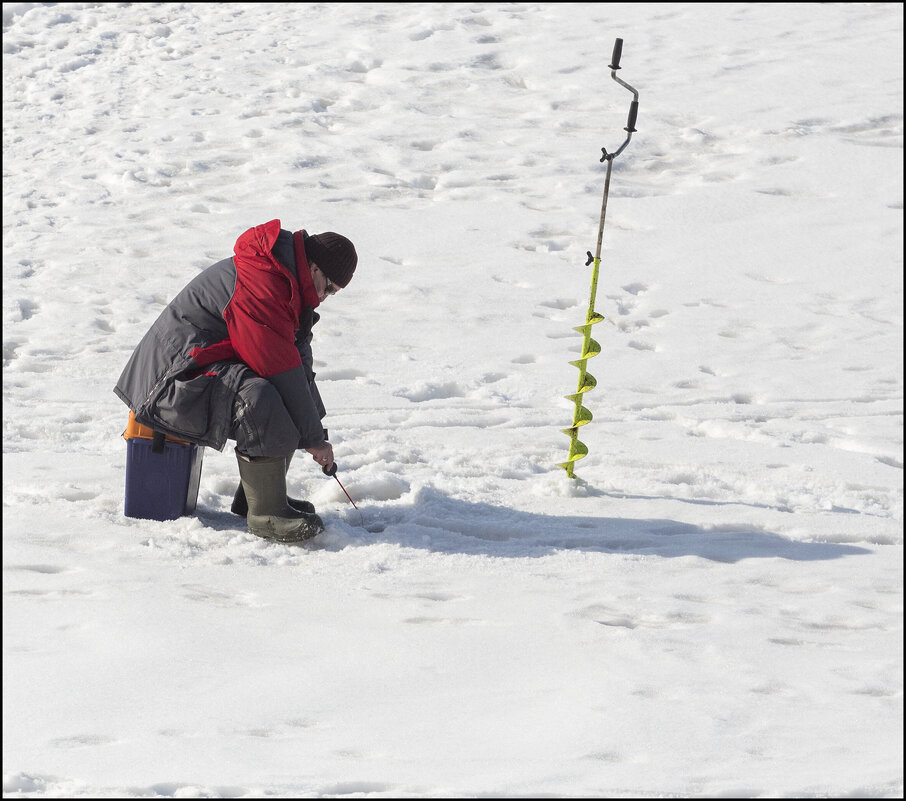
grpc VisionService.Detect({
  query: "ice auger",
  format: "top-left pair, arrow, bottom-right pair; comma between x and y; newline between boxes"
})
560,38 -> 640,479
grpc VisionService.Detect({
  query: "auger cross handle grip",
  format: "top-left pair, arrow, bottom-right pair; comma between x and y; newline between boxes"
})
609,38 -> 624,70
602,38 -> 640,160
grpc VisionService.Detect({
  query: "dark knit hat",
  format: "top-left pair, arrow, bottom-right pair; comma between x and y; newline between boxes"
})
305,231 -> 357,288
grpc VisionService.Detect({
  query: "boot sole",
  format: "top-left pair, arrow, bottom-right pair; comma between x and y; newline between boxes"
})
232,499 -> 317,518
248,514 -> 324,543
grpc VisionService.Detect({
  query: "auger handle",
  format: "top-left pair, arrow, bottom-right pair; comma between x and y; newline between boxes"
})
626,100 -> 638,133
604,37 -> 640,159
609,38 -> 623,70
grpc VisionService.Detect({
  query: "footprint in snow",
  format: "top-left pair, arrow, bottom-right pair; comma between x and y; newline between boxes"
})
394,381 -> 466,402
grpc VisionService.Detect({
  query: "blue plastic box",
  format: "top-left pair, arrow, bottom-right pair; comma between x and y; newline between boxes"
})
124,436 -> 204,521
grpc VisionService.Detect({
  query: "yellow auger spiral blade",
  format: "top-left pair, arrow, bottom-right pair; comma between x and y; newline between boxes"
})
564,395 -> 594,426
561,269 -> 606,478
556,429 -> 589,473
580,338 -> 601,360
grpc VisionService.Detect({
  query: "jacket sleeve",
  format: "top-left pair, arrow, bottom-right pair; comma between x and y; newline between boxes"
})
268,366 -> 326,448
295,310 -> 327,419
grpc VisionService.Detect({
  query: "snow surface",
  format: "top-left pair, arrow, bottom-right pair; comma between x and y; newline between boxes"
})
2,2 -> 903,798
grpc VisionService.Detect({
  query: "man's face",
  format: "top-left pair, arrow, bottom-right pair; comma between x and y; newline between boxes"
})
311,263 -> 338,301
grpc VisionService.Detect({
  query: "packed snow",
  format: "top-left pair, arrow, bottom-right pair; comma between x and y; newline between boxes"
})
3,2 -> 903,798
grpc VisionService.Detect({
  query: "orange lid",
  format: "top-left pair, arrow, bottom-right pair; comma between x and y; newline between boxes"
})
123,411 -> 191,445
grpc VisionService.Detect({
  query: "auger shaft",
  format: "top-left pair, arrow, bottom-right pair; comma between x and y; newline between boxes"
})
593,157 -> 614,270
560,38 -> 640,479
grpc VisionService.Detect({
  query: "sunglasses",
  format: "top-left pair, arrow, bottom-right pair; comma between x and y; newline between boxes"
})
314,264 -> 338,296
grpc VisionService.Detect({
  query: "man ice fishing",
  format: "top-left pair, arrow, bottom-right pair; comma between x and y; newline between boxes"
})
114,220 -> 357,542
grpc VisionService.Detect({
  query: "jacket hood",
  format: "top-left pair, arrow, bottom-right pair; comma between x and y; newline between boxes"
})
234,219 -> 284,273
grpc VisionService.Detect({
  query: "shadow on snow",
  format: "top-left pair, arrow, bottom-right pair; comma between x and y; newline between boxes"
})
195,486 -> 872,563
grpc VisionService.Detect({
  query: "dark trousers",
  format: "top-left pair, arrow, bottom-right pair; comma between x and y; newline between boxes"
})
217,362 -> 304,458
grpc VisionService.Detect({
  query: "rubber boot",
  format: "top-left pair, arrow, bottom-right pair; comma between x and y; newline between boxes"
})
231,453 -> 315,517
235,453 -> 324,542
